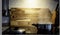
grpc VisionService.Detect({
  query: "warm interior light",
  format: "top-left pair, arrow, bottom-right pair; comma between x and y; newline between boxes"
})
16,19 -> 31,21
18,29 -> 25,32
22,0 -> 38,8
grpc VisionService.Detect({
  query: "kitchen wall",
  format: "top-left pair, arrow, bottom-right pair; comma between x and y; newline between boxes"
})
9,0 -> 58,12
